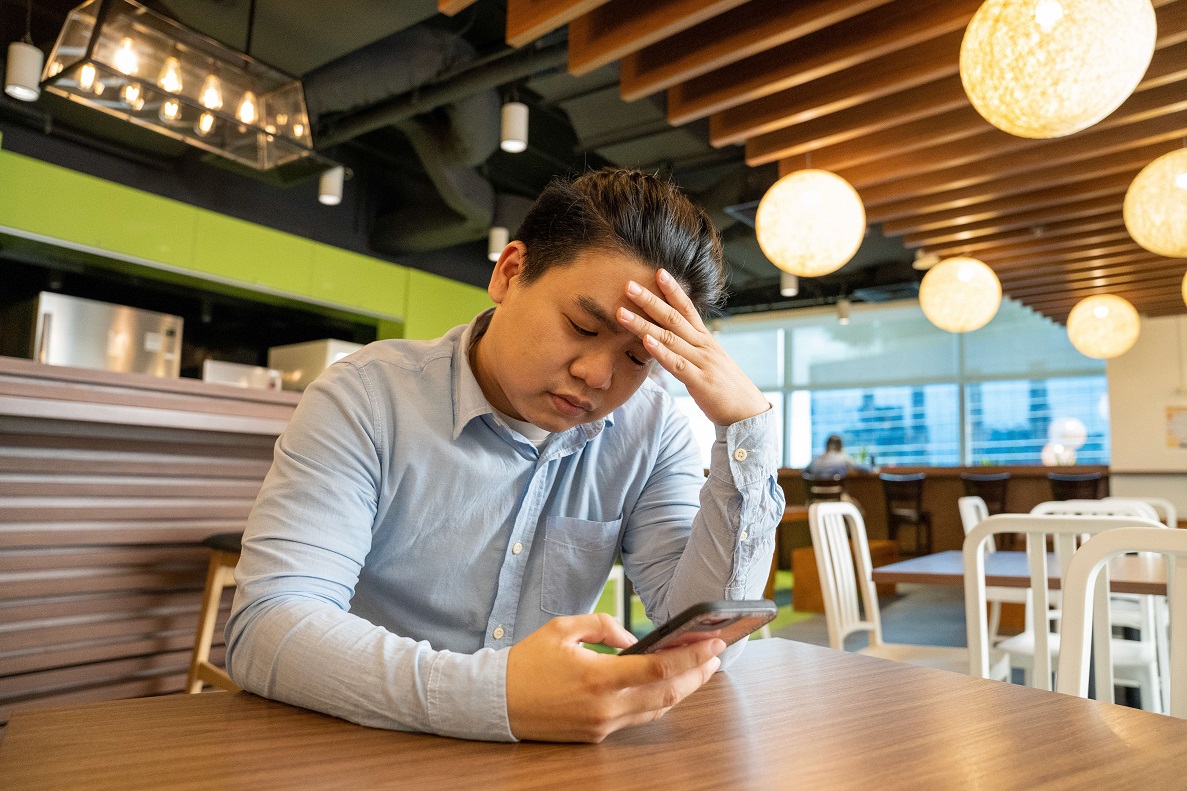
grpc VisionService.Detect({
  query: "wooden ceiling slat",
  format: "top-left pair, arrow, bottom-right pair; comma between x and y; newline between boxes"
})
902,195 -> 1125,248
927,217 -> 1135,257
987,246 -> 1151,269
710,30 -> 964,146
860,109 -> 1187,207
438,0 -> 479,14
752,75 -> 967,167
1001,269 -> 1186,295
983,238 -> 1142,263
666,0 -> 982,125
939,228 -> 1133,260
1021,287 -> 1187,309
842,74 -> 1187,190
1000,260 -> 1187,287
804,106 -> 989,174
869,141 -> 1181,223
1017,277 -> 1187,298
617,0 -> 896,100
1144,304 -> 1187,317
884,170 -> 1140,236
505,0 -> 613,48
568,0 -> 748,76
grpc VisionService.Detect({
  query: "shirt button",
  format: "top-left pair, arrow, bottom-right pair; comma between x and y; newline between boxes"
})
512,542 -> 523,555
740,531 -> 749,541
733,448 -> 748,462
493,626 -> 505,640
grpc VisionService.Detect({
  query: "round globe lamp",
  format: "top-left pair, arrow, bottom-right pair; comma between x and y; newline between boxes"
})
960,0 -> 1156,138
1066,294 -> 1140,359
1124,149 -> 1187,258
754,169 -> 866,278
918,256 -> 1002,333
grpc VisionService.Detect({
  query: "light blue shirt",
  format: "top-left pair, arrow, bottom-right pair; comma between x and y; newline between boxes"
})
226,310 -> 784,741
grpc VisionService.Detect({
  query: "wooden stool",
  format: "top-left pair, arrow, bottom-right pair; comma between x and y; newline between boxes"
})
791,540 -> 899,614
186,533 -> 242,694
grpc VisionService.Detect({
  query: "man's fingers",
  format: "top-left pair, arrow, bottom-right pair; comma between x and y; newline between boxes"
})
618,306 -> 696,364
643,333 -> 690,378
625,281 -> 699,346
608,637 -> 725,688
656,268 -> 709,334
556,612 -> 640,648
607,653 -> 722,729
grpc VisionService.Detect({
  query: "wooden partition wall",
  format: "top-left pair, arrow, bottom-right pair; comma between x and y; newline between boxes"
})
0,356 -> 298,731
777,465 -> 1111,558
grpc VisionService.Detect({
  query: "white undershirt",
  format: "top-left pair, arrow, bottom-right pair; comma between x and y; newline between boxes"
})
492,409 -> 552,447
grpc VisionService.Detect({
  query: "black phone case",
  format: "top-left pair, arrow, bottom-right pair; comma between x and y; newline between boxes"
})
619,600 -> 777,655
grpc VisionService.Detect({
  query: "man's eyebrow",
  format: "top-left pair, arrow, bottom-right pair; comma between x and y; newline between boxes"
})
575,295 -> 627,335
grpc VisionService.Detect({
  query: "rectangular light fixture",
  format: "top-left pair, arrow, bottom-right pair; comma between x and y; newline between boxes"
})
41,0 -> 314,171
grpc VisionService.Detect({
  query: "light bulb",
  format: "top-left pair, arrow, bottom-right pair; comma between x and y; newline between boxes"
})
196,112 -> 215,136
157,56 -> 182,93
120,82 -> 144,110
160,99 -> 180,121
1034,0 -> 1064,33
79,63 -> 96,90
199,73 -> 223,110
113,37 -> 138,76
837,298 -> 852,325
292,122 -> 304,138
236,91 -> 258,125
48,61 -> 63,77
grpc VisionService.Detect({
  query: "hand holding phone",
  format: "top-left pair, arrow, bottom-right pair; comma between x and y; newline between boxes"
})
619,600 -> 777,655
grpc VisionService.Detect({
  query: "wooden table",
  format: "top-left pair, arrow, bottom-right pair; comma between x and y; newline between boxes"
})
4,639 -> 1187,790
872,550 -> 1167,595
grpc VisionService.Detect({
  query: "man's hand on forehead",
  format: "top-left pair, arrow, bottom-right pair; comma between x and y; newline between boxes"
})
616,269 -> 769,427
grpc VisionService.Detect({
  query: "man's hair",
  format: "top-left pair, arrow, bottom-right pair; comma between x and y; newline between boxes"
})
825,435 -> 843,452
514,168 -> 727,317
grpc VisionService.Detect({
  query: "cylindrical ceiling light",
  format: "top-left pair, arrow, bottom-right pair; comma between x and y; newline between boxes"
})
488,226 -> 509,262
755,169 -> 866,278
918,256 -> 1002,333
1182,270 -> 1187,307
837,298 -> 852,325
780,271 -> 799,297
318,166 -> 345,206
1066,294 -> 1141,359
960,0 -> 1156,138
500,101 -> 528,153
1123,148 -> 1187,258
5,1 -> 42,102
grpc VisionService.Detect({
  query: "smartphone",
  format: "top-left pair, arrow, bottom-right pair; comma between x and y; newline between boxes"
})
619,600 -> 777,655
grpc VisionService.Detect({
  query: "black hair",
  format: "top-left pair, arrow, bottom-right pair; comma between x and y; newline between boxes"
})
825,435 -> 844,452
514,168 -> 727,317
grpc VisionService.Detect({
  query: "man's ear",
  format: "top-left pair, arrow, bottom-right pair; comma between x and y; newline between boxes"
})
488,241 -> 527,304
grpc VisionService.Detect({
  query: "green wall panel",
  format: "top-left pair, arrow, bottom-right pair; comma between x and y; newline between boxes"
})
310,245 -> 408,318
404,269 -> 493,340
192,211 -> 313,295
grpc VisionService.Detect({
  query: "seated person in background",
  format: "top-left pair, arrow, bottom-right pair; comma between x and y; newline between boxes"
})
225,168 -> 784,744
805,434 -> 872,478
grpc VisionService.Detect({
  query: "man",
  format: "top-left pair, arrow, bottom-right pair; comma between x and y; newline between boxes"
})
805,434 -> 871,478
225,168 -> 784,743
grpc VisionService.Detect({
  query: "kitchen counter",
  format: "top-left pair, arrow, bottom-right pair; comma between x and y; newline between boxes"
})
0,356 -> 299,731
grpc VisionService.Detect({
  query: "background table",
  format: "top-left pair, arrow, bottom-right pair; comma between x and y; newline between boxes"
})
872,550 -> 1167,595
3,639 -> 1186,790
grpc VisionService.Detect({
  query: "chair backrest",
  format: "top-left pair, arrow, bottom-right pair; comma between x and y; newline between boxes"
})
1104,496 -> 1177,528
1047,472 -> 1104,501
958,496 -> 992,552
1032,498 -> 1161,522
808,501 -> 882,651
1057,526 -> 1187,717
880,472 -> 925,513
802,472 -> 845,503
961,473 -> 1010,514
963,513 -> 1166,689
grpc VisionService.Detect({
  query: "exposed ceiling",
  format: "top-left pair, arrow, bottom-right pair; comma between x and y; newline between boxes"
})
3,0 -> 1185,322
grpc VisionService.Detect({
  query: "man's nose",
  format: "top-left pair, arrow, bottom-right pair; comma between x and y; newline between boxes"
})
571,350 -> 614,390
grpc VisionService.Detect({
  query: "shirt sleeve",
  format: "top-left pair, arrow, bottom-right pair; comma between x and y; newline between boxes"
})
621,401 -> 785,668
224,361 -> 516,742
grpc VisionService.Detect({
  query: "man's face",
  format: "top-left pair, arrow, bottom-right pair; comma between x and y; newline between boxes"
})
471,244 -> 665,433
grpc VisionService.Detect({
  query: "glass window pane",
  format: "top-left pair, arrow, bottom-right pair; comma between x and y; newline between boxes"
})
717,329 -> 784,389
787,304 -> 958,387
672,396 -> 715,469
806,384 -> 961,466
965,375 -> 1110,465
962,299 -> 1105,378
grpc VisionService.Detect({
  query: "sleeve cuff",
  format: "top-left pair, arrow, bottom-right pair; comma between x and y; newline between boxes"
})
427,646 -> 516,742
710,405 -> 779,487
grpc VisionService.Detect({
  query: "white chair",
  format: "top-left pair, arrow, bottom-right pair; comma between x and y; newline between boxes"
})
1057,526 -> 1187,717
964,514 -> 1165,710
1032,498 -> 1161,522
810,501 -> 1010,679
958,496 -> 1032,645
1105,496 -> 1177,528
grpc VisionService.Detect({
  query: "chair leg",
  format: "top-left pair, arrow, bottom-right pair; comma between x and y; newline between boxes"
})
187,550 -> 237,694
988,601 -> 1002,645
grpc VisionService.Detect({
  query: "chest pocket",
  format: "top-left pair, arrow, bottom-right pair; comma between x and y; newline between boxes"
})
541,516 -> 623,616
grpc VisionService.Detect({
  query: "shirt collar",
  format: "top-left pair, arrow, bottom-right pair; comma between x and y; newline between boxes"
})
449,309 -> 614,442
